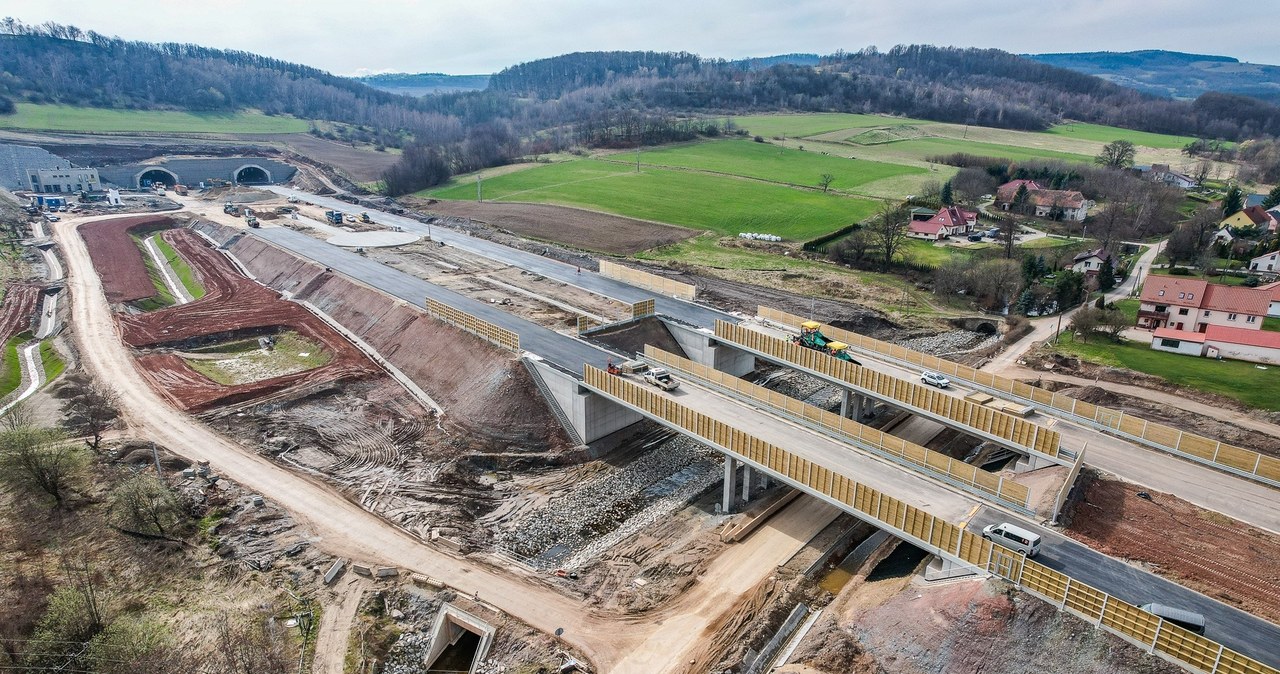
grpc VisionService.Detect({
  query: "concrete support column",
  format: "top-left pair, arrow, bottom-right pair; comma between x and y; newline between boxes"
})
741,464 -> 753,502
722,456 -> 739,513
839,389 -> 866,419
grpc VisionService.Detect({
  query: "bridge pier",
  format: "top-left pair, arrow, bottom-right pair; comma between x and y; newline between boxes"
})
840,389 -> 867,419
661,319 -> 755,377
741,464 -> 753,502
722,456 -> 739,513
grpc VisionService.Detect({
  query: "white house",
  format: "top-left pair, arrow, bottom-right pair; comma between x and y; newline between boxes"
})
1251,250 -> 1280,273
1136,275 -> 1271,331
1259,281 -> 1280,318
907,206 -> 978,240
1069,248 -> 1114,276
1152,325 -> 1280,364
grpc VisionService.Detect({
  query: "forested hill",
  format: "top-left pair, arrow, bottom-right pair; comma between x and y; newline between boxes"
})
1030,50 -> 1280,103
0,20 -> 441,135
490,46 -> 1280,140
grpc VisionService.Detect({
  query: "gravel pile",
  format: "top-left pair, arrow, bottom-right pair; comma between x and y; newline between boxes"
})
498,435 -> 718,566
899,330 -> 998,357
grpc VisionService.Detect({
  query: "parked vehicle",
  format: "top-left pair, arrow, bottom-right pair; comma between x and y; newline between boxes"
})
982,522 -> 1041,557
643,367 -> 680,391
1139,603 -> 1206,635
920,371 -> 951,388
967,234 -> 983,242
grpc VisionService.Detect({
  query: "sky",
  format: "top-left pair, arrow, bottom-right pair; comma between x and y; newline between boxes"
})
5,0 -> 1277,76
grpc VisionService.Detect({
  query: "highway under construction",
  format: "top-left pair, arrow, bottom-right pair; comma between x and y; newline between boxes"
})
178,187 -> 1280,674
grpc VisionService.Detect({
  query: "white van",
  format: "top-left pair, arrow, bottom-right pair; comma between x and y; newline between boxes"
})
982,522 -> 1041,557
1140,603 -> 1206,635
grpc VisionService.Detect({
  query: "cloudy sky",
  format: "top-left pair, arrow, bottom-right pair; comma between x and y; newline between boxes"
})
5,0 -> 1275,75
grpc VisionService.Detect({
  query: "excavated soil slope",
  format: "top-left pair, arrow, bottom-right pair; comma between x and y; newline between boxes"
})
587,316 -> 688,360
79,215 -> 176,303
790,580 -> 1180,674
229,234 -> 570,450
0,283 -> 41,340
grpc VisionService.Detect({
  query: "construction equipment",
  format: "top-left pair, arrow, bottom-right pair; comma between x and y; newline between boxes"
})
223,202 -> 241,216
606,360 -> 622,375
793,321 -> 834,350
825,341 -> 858,363
360,212 -> 372,223
325,210 -> 344,225
173,184 -> 188,196
245,214 -> 260,228
643,367 -> 680,391
619,360 -> 648,374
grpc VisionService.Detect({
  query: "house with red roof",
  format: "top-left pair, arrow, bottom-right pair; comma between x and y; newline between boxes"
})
994,180 -> 1093,222
1136,275 -> 1270,331
1152,325 -> 1280,364
1068,248 -> 1114,276
906,205 -> 978,240
1258,280 -> 1280,317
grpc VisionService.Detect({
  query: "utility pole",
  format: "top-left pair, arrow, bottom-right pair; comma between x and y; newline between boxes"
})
476,174 -> 482,202
635,147 -> 640,173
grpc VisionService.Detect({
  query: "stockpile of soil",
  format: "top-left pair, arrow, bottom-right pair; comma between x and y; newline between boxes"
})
587,316 -> 687,360
78,215 -> 176,303
230,234 -> 570,451
1064,473 -> 1280,624
789,581 -> 1181,674
104,229 -> 381,411
0,282 -> 41,340
402,198 -> 695,255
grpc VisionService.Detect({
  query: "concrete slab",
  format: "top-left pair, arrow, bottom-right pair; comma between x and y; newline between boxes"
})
327,231 -> 421,248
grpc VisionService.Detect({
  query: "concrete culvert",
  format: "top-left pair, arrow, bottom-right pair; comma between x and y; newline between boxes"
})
138,168 -> 176,187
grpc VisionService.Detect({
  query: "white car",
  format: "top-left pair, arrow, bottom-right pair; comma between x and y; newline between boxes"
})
920,371 -> 950,388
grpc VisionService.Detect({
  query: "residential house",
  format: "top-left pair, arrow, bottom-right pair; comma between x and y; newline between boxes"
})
1069,248 -> 1115,275
994,180 -> 1093,222
1251,251 -> 1280,274
907,206 -> 978,240
1136,275 -> 1271,331
1149,164 -> 1198,189
909,207 -> 937,222
1245,193 -> 1268,209
1258,280 -> 1280,317
1221,206 -> 1276,233
1152,325 -> 1280,364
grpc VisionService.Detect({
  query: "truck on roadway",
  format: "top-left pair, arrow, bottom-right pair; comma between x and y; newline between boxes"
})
644,367 -> 680,391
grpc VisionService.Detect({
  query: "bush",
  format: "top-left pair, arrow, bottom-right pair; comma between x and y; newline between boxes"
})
753,135 -> 765,143
1169,266 -> 1192,275
1244,276 -> 1261,287
0,95 -> 14,115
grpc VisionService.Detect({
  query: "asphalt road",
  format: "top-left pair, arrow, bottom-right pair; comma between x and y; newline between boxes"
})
968,508 -> 1280,667
264,187 -> 737,327
248,226 -> 621,375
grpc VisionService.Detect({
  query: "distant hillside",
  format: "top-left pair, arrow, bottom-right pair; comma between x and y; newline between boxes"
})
1029,50 -> 1280,102
729,53 -> 820,70
355,72 -> 490,96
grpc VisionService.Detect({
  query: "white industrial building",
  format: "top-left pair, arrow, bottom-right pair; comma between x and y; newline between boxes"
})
26,167 -> 100,193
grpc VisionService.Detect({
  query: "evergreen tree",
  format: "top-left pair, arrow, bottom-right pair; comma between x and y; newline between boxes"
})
1262,184 -> 1280,210
1097,256 -> 1116,291
1222,185 -> 1244,216
940,180 -> 954,206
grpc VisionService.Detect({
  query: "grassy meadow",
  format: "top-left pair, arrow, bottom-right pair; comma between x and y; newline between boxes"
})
0,103 -> 311,134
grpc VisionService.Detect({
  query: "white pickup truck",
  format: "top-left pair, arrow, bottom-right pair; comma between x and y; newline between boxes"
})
643,367 -> 680,391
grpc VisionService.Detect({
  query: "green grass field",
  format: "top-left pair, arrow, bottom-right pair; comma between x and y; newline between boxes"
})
882,137 -> 1094,164
152,235 -> 206,300
731,113 -> 933,139
39,340 -> 64,382
0,103 -> 311,134
185,332 -> 332,385
631,140 -> 926,192
0,333 -> 26,399
427,159 -> 879,240
1054,333 -> 1280,410
1044,122 -> 1198,150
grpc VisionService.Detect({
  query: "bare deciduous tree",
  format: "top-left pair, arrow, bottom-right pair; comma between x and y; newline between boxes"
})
0,427 -> 88,507
108,473 -> 185,537
215,611 -> 293,674
64,383 -> 119,451
818,173 -> 835,193
867,201 -> 911,271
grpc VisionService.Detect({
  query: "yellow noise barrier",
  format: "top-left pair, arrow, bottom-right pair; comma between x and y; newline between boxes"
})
758,306 -> 1280,486
631,298 -> 656,319
643,345 -> 1031,509
584,363 -> 1278,674
599,259 -> 695,300
714,320 -> 1061,460
425,298 -> 520,352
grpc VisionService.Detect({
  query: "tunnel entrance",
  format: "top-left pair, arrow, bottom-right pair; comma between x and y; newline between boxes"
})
138,168 -> 176,188
234,165 -> 270,184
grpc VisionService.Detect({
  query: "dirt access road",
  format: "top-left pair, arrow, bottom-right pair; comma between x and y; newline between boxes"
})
55,211 -> 838,674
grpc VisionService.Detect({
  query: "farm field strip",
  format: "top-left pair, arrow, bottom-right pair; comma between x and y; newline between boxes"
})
0,103 -> 311,134
426,159 -> 880,241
